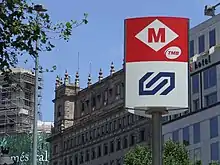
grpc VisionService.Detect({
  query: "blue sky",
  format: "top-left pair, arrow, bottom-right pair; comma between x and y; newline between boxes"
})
22,0 -> 219,121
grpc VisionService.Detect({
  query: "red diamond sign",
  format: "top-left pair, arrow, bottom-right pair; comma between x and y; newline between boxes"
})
125,17 -> 189,63
135,19 -> 179,52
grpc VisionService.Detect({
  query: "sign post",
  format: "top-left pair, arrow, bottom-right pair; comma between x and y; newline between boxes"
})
124,17 -> 189,165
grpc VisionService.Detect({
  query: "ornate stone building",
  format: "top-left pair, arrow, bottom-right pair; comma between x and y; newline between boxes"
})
47,64 -> 152,165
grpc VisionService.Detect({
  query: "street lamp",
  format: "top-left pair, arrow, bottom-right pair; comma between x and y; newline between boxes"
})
0,147 -> 14,165
32,4 -> 47,165
204,2 -> 220,16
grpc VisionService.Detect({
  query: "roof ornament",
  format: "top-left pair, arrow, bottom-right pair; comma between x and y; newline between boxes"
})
110,62 -> 115,75
87,74 -> 92,87
98,68 -> 103,82
75,71 -> 80,87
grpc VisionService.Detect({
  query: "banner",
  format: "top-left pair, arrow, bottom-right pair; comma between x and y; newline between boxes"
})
0,132 -> 50,165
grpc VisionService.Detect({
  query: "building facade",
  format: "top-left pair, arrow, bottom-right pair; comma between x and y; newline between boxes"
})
163,14 -> 220,164
48,14 -> 220,165
47,69 -> 152,165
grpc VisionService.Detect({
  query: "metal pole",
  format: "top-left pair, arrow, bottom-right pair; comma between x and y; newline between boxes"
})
32,11 -> 39,165
152,112 -> 162,165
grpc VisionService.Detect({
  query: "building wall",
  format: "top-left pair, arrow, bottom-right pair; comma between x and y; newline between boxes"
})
49,70 -> 152,165
163,103 -> 220,164
163,13 -> 220,165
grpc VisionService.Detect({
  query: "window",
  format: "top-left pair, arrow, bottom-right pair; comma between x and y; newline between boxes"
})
123,136 -> 128,149
116,158 -> 122,165
211,142 -> 219,161
121,83 -> 125,98
24,92 -> 31,100
97,145 -> 101,157
79,152 -> 84,164
183,126 -> 190,146
130,134 -> 135,146
97,127 -> 100,137
91,148 -> 96,160
204,66 -> 217,89
85,150 -> 89,162
193,122 -> 200,144
110,160 -> 114,165
190,40 -> 195,57
110,140 -> 114,153
205,92 -> 217,107
86,99 -> 89,107
109,122 -> 112,132
71,138 -> 73,147
116,84 -> 120,99
81,134 -> 85,143
192,74 -> 199,93
97,94 -> 101,102
109,88 -> 113,97
74,155 -> 78,165
92,96 -> 96,109
118,118 -> 122,129
103,90 -> 108,105
24,100 -> 31,107
114,120 -> 117,130
172,130 -> 179,142
105,123 -> 109,133
101,125 -> 104,134
210,116 -> 218,138
209,29 -> 216,48
81,102 -> 85,115
103,143 -> 108,155
139,129 -> 145,142
193,99 -> 199,111
198,35 -> 205,53
123,116 -> 127,127
64,158 -> 67,165
116,138 -> 121,151
131,115 -> 135,122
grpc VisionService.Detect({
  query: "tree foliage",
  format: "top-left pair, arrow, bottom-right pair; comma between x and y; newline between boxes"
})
124,140 -> 219,165
0,0 -> 88,74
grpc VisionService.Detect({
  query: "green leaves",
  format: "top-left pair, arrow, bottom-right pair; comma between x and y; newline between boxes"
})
163,140 -> 190,165
124,140 -> 220,165
124,145 -> 152,165
0,0 -> 88,74
124,140 -> 190,165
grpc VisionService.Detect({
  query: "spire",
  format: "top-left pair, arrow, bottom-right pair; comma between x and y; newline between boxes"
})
98,68 -> 103,82
110,62 -> 115,75
60,78 -> 63,85
87,74 -> 92,87
64,70 -> 69,85
75,71 -> 79,87
55,75 -> 60,89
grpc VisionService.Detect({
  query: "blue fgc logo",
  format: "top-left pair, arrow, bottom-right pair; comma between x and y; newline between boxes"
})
139,72 -> 175,95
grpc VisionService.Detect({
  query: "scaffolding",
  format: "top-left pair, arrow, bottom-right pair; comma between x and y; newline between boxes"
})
0,68 -> 42,136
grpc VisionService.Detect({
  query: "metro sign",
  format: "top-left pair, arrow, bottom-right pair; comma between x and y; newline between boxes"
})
125,16 -> 189,113
135,19 -> 179,52
125,17 -> 188,63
